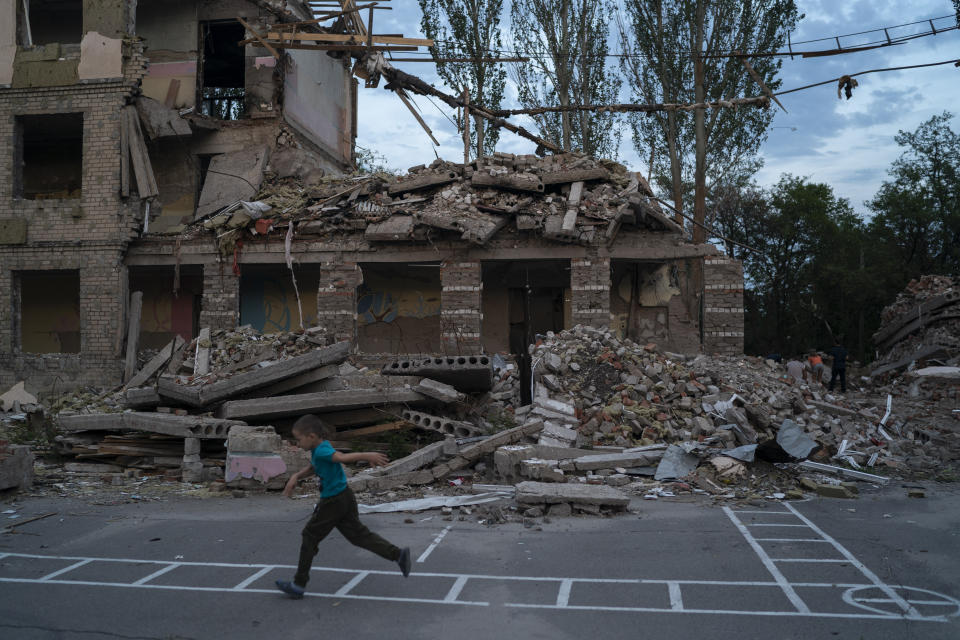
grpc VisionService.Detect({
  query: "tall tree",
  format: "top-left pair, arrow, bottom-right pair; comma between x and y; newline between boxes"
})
618,0 -> 799,232
510,0 -> 622,158
419,0 -> 507,157
867,112 -> 960,278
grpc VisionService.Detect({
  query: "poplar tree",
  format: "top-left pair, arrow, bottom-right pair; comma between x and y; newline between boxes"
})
419,0 -> 507,157
510,0 -> 622,158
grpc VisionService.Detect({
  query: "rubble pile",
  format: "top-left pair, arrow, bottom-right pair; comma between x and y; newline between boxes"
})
172,152 -> 681,256
871,275 -> 960,379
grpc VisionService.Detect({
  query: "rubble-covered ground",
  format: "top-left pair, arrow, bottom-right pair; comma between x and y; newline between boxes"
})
3,276 -> 959,521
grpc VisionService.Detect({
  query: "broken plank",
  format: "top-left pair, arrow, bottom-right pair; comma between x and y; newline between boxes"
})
337,420 -> 413,439
126,335 -> 184,390
263,32 -> 433,47
123,291 -> 143,383
217,388 -> 426,421
238,364 -> 340,399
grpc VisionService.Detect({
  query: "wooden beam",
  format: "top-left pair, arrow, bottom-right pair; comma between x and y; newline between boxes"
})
739,54 -> 787,113
236,16 -> 281,59
395,89 -> 439,146
123,291 -> 143,383
264,32 -> 432,46
337,420 -> 413,438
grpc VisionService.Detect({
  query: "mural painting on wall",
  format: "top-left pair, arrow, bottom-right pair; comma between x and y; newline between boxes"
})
241,274 -> 320,333
356,285 -> 440,326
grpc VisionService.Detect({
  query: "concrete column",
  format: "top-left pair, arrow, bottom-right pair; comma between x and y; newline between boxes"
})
317,261 -> 362,344
570,257 -> 610,328
440,260 -> 482,354
199,262 -> 239,331
702,256 -> 744,355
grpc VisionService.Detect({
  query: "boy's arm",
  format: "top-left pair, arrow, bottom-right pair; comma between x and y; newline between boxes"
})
282,464 -> 316,497
331,451 -> 390,467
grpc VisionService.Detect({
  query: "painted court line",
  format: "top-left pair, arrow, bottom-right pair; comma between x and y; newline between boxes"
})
134,564 -> 180,585
233,566 -> 275,590
417,525 -> 452,563
722,507 -> 811,614
39,559 -> 91,582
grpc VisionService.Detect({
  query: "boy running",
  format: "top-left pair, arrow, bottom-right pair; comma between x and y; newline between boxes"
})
275,414 -> 410,599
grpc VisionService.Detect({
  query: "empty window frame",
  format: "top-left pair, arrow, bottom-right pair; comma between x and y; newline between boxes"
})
19,0 -> 83,46
17,270 -> 81,354
15,113 -> 83,199
129,266 -> 202,350
199,20 -> 245,120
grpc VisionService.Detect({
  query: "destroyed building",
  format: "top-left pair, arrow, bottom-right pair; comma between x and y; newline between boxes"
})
0,0 -> 745,399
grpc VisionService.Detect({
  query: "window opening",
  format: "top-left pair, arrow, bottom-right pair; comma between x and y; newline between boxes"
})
199,20 -> 246,120
15,113 -> 83,199
17,271 -> 81,354
20,0 -> 83,46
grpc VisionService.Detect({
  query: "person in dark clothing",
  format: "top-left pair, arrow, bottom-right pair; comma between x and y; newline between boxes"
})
828,338 -> 848,393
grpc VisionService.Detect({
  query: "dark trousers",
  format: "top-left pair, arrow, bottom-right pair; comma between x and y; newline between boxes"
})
829,367 -> 846,392
294,487 -> 400,586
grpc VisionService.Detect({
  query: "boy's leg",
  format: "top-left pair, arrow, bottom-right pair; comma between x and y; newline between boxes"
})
335,488 -> 402,562
293,499 -> 340,587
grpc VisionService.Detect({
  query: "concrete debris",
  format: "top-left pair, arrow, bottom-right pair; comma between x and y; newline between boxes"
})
1,382 -> 38,413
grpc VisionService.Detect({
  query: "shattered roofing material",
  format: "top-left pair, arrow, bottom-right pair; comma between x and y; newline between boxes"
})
172,152 -> 683,254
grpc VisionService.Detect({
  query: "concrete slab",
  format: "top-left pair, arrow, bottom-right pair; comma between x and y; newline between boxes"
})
218,388 -> 426,421
0,444 -> 34,491
58,412 -> 245,439
561,450 -> 665,472
196,147 -> 270,218
515,481 -> 630,508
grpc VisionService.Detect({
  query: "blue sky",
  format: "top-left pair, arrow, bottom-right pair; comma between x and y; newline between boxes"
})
356,1 -> 960,215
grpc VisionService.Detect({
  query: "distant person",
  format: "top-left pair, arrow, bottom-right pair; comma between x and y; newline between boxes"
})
807,351 -> 825,385
785,358 -> 805,382
828,338 -> 848,393
275,414 -> 411,599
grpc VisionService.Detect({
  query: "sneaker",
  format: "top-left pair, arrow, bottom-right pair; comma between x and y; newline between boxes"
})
397,547 -> 411,578
275,579 -> 305,599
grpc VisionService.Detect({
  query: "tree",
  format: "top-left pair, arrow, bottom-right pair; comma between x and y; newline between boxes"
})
867,112 -> 960,278
510,0 -> 622,158
618,0 -> 799,233
739,175 -> 857,357
419,0 -> 507,157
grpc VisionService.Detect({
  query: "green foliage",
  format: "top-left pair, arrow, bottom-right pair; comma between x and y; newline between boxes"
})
354,145 -> 394,175
867,112 -> 960,278
510,0 -> 622,158
418,0 -> 507,157
618,0 -> 799,213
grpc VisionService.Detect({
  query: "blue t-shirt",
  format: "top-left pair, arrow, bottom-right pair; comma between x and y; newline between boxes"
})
310,441 -> 347,498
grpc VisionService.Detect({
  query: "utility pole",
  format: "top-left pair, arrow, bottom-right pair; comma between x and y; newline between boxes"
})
692,1 -> 707,245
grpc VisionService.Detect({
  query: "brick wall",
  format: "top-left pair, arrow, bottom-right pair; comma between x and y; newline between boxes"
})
570,257 -> 610,328
198,262 -> 240,331
702,256 -> 744,355
440,260 -> 482,354
316,261 -> 362,344
0,43 -> 147,393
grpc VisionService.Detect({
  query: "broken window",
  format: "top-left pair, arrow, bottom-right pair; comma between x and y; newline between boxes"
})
14,113 -> 83,199
129,266 -> 202,350
16,271 -> 81,354
357,263 -> 442,354
199,20 -> 245,120
239,265 -> 323,333
19,0 -> 83,46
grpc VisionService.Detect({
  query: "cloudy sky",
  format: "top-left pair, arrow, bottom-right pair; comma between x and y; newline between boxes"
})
355,0 -> 960,215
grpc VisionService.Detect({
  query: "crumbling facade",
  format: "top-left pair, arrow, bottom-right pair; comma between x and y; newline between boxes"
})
0,2 -> 744,397
0,0 -> 356,391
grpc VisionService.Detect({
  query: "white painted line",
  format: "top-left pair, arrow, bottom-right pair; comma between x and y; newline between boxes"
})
748,524 -> 808,527
856,598 -> 956,606
39,559 -> 92,581
417,525 -> 452,563
784,502 -> 922,618
134,563 -> 180,585
444,576 -> 469,602
335,571 -> 369,596
504,602 -> 945,620
233,566 -> 274,590
733,511 -> 794,514
723,507 -> 811,614
771,559 -> 850,563
556,579 -> 573,607
668,582 -> 683,611
754,538 -> 829,543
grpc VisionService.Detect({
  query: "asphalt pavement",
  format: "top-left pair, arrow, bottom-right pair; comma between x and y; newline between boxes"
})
1,481 -> 958,640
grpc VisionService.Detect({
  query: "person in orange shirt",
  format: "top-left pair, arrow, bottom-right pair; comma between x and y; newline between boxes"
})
807,351 -> 825,384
